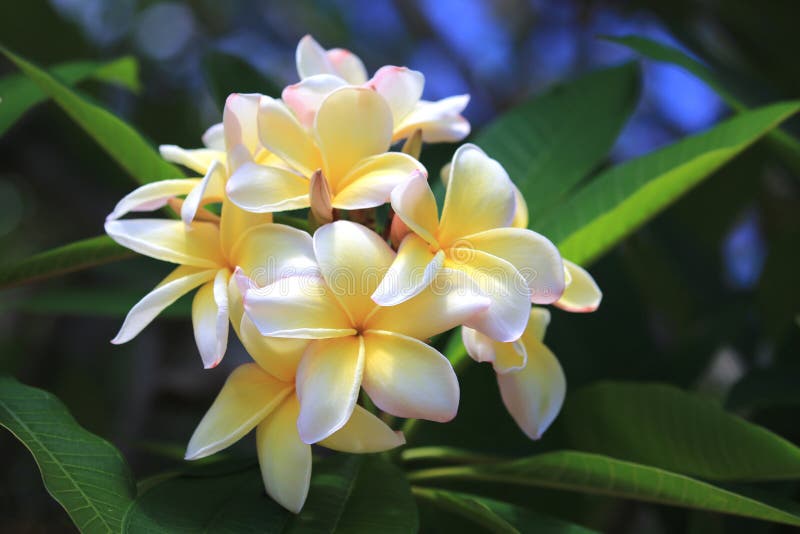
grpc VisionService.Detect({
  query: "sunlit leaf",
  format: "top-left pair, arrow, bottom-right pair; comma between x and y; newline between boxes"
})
0,376 -> 136,533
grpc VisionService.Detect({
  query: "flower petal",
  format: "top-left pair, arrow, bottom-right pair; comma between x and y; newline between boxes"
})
368,66 -> 424,126
191,269 -> 230,369
258,96 -> 322,177
223,93 -> 262,157
497,337 -> 565,439
393,95 -> 470,143
202,122 -> 225,150
244,275 -> 355,339
314,87 -> 393,188
525,307 -> 551,342
362,331 -> 458,422
226,161 -> 310,213
256,396 -> 311,514
106,179 -> 200,221
159,145 -> 225,175
296,335 -> 365,443
389,172 -> 440,245
326,47 -> 368,84
181,160 -> 226,225
371,233 -> 444,307
296,34 -> 336,79
229,224 -> 317,284
462,227 -> 565,305
185,363 -> 293,460
112,265 -> 215,344
555,260 -> 603,313
105,219 -> 225,268
320,404 -> 405,453
438,144 -> 516,246
461,326 -> 527,374
447,250 -> 531,342
219,200 -> 273,257
332,152 -> 426,210
365,267 -> 489,341
282,74 -> 347,129
511,183 -> 529,229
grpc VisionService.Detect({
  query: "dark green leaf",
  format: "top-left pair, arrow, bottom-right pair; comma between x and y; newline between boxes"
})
408,451 -> 800,527
0,45 -> 184,184
539,101 -> 800,266
0,235 -> 133,290
560,382 -> 800,481
475,63 -> 640,225
0,376 -> 136,533
203,51 -> 282,111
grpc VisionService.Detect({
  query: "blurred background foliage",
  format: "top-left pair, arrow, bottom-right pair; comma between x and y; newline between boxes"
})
1,0 -> 799,532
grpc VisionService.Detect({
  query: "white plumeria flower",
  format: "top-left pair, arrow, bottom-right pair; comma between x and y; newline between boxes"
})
283,34 -> 470,143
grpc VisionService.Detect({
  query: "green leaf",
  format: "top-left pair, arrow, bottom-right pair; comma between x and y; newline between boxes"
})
475,63 -> 640,225
0,56 -> 140,135
604,35 -> 800,176
0,376 -> 136,533
0,235 -> 133,290
539,101 -> 800,266
408,451 -> 800,527
559,382 -> 800,481
414,487 -> 597,534
0,45 -> 184,184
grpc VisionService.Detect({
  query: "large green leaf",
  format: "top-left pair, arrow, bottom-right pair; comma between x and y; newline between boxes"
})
604,35 -> 800,175
539,101 -> 800,266
414,487 -> 597,533
559,382 -> 800,481
0,56 -> 140,135
408,451 -> 800,527
475,63 -> 640,225
0,45 -> 183,184
0,376 -> 136,533
0,235 -> 133,290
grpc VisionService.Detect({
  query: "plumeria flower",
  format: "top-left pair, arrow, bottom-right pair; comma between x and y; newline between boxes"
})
283,34 -> 470,143
226,86 -> 425,215
462,308 -> 565,439
241,220 -> 490,445
372,143 -> 566,343
105,94 -> 286,368
185,358 -> 405,513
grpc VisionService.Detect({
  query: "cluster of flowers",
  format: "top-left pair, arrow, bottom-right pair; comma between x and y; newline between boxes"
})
105,35 -> 602,512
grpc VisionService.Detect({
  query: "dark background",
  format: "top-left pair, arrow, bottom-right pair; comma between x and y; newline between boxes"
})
1,0 -> 799,532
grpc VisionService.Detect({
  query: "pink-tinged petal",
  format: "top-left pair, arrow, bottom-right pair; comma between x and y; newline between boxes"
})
256,396 -> 311,514
462,227 -> 565,305
296,336 -> 365,443
389,213 -> 412,249
389,173 -> 440,245
320,404 -> 405,453
244,274 -> 355,339
185,363 -> 293,460
331,152 -> 426,210
258,96 -> 321,177
371,233 -> 444,307
362,331 -> 459,422
282,74 -> 347,129
229,224 -> 317,284
438,144 -> 516,246
368,66 -> 424,126
202,122 -> 225,150
226,161 -> 310,214
497,337 -> 565,440
296,34 -> 336,79
461,326 -> 527,374
313,221 -> 395,324
106,179 -> 200,221
314,87 -> 393,188
223,93 -> 262,157
112,266 -> 215,344
447,250 -> 531,342
159,145 -> 226,175
365,267 -> 490,341
104,219 -> 225,268
555,260 -> 603,313
326,48 -> 368,84
191,269 -> 231,369
181,160 -> 226,225
393,95 -> 471,143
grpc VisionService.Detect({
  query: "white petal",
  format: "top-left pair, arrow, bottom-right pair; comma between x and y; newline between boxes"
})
555,260 -> 603,313
393,95 -> 470,143
389,172 -> 440,245
223,93 -> 263,156
331,152 -> 426,210
226,161 -> 310,213
106,179 -> 199,221
320,404 -> 405,453
191,269 -> 231,369
258,96 -> 321,177
202,122 -> 225,150
296,34 -> 336,79
159,145 -> 225,176
181,160 -> 226,225
326,47 -> 368,84
105,219 -> 225,268
461,326 -> 527,374
367,66 -> 424,126
282,74 -> 347,128
371,233 -> 444,307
